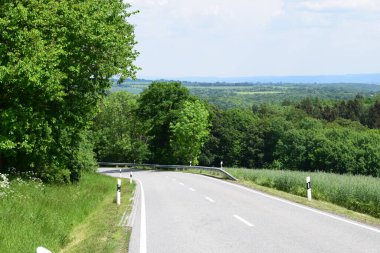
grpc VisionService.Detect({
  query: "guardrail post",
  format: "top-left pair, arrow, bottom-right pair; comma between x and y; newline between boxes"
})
306,176 -> 312,201
130,171 -> 133,184
117,178 -> 121,205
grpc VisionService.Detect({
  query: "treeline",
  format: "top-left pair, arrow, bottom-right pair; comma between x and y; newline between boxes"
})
93,82 -> 210,165
201,105 -> 380,177
293,95 -> 380,128
93,82 -> 380,177
188,84 -> 380,109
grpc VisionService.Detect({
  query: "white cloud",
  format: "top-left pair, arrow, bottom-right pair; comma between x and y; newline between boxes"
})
126,0 -> 380,77
129,0 -> 168,7
130,0 -> 284,37
299,0 -> 380,12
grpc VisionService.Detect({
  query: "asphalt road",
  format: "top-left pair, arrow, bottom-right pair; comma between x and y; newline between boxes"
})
98,168 -> 380,253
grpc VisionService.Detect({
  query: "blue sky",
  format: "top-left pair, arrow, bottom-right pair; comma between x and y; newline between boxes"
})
128,0 -> 380,79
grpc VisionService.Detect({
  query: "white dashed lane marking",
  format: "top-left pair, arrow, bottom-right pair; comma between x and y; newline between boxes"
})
205,196 -> 215,203
233,215 -> 254,227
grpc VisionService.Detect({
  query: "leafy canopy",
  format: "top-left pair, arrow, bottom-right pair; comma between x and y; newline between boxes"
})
0,0 -> 138,182
170,100 -> 210,165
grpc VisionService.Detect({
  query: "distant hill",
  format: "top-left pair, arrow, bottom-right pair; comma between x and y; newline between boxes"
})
112,73 -> 380,85
169,73 -> 380,84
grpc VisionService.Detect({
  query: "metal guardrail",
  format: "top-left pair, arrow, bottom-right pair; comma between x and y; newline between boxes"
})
98,162 -> 238,181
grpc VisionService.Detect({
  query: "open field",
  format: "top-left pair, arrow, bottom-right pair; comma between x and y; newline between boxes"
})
226,168 -> 380,219
114,80 -> 380,108
0,173 -> 134,253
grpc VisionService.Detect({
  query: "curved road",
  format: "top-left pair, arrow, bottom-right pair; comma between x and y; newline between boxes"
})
99,168 -> 380,253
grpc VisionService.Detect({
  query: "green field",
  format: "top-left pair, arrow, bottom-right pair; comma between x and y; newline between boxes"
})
115,80 -> 380,109
0,173 -> 134,253
227,168 -> 380,218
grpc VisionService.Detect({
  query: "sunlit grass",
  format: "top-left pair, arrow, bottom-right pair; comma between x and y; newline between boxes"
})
0,173 -> 134,253
227,168 -> 380,218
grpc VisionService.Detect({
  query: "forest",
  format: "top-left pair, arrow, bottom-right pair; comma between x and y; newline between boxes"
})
93,82 -> 380,178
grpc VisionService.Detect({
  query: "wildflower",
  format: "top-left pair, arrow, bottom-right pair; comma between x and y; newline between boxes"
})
0,173 -> 10,189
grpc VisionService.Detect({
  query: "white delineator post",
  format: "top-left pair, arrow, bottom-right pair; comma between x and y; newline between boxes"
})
306,176 -> 312,201
117,178 -> 121,206
36,247 -> 51,253
130,171 -> 133,184
218,161 -> 223,176
190,161 -> 192,167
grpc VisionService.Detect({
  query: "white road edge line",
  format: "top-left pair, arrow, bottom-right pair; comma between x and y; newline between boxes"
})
189,187 -> 196,192
205,196 -> 215,203
233,215 -> 254,227
203,175 -> 380,234
126,188 -> 139,227
135,179 -> 147,253
118,209 -> 128,227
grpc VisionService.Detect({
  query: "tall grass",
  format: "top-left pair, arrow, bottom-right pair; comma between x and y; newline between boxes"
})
0,173 -> 125,253
227,168 -> 380,218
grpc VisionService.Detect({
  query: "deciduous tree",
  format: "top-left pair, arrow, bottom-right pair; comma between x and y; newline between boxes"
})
0,0 -> 138,181
170,100 -> 210,165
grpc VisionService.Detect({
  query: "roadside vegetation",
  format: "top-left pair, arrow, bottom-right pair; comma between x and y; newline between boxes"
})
227,168 -> 380,219
0,172 -> 134,253
0,0 -> 138,183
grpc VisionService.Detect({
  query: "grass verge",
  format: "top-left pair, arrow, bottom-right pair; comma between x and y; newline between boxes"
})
0,173 -> 135,253
226,168 -> 380,227
60,177 -> 135,253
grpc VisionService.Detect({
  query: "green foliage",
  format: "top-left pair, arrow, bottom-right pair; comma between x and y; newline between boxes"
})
0,0 -> 138,181
275,127 -> 380,176
201,108 -> 264,168
92,85 -> 211,165
227,168 -> 380,218
368,100 -> 380,128
137,82 -> 190,163
93,92 -> 150,163
199,100 -> 380,177
295,95 -> 380,129
0,173 -> 133,252
170,100 -> 210,165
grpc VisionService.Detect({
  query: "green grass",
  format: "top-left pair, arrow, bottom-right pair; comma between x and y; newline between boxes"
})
60,178 -> 135,253
227,168 -> 380,219
0,173 -> 135,253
